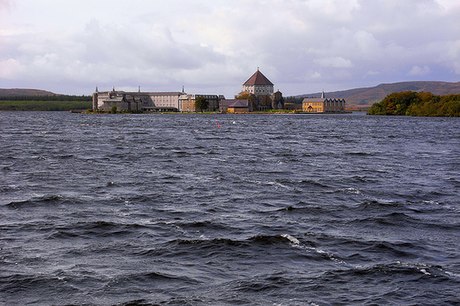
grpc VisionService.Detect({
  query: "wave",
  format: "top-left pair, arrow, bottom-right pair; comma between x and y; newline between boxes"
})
0,184 -> 20,192
0,273 -> 78,295
47,220 -> 152,240
159,234 -> 305,251
274,178 -> 330,189
361,241 -> 423,259
5,194 -> 66,209
104,271 -> 199,287
276,203 -> 329,215
350,205 -> 460,230
320,261 -> 452,281
352,212 -> 421,226
149,233 -> 348,266
355,199 -> 405,210
174,220 -> 230,231
345,151 -> 376,156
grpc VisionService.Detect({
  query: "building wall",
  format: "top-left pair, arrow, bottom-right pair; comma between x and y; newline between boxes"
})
272,91 -> 284,109
302,98 -> 346,113
96,92 -> 111,110
180,98 -> 196,112
303,101 -> 324,112
92,93 -> 98,110
243,84 -> 274,96
228,107 -> 248,113
149,93 -> 181,110
94,90 -> 183,111
324,99 -> 346,112
179,94 -> 219,112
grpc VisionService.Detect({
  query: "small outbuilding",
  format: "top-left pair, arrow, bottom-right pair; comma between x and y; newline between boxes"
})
227,100 -> 249,113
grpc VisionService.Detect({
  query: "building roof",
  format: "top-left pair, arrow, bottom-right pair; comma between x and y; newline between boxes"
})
243,69 -> 274,86
102,97 -> 124,102
228,100 -> 249,108
147,92 -> 183,96
302,97 -> 346,103
97,91 -> 182,96
302,98 -> 325,103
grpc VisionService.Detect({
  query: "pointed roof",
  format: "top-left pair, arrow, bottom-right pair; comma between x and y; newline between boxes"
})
243,68 -> 274,86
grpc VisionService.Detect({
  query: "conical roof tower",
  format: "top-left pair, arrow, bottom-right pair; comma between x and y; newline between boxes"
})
243,68 -> 274,86
242,68 -> 274,97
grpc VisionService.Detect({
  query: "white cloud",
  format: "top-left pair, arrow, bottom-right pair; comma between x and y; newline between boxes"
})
314,57 -> 353,68
0,0 -> 11,10
0,58 -> 23,78
445,40 -> 460,74
408,65 -> 431,76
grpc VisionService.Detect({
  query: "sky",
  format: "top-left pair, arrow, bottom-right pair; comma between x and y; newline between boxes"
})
1,0 -> 459,97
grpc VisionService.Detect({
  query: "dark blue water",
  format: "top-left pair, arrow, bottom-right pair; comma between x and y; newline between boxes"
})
1,111 -> 459,305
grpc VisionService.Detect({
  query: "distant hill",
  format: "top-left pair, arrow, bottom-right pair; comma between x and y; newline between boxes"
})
0,88 -> 57,97
300,81 -> 460,106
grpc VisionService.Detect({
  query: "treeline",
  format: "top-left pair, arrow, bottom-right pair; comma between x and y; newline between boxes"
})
0,100 -> 92,111
284,96 -> 304,104
368,91 -> 460,117
0,95 -> 91,101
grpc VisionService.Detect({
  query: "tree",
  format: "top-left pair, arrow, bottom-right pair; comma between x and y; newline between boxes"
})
235,91 -> 251,99
195,96 -> 208,112
368,91 -> 460,117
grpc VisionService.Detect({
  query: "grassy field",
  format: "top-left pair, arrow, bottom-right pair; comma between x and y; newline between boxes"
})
0,100 -> 92,111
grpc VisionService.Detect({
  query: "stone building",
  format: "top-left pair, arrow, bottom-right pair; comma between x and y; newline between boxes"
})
92,88 -> 151,112
147,92 -> 183,111
227,100 -> 249,113
272,90 -> 284,109
243,68 -> 274,96
178,94 -> 220,112
92,88 -> 184,112
302,92 -> 346,113
219,99 -> 249,113
240,68 -> 284,111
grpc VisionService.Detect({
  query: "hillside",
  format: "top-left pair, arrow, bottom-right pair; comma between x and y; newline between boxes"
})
0,88 -> 57,97
300,81 -> 460,106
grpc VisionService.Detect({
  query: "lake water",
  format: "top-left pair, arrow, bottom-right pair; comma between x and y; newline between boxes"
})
1,111 -> 459,305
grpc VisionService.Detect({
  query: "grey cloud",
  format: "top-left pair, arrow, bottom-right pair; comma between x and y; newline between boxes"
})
1,0 -> 459,95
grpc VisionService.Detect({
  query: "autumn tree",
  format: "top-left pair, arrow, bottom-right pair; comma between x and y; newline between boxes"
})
368,91 -> 460,117
195,96 -> 209,112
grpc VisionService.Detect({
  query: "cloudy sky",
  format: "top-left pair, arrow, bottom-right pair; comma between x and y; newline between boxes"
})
1,0 -> 459,97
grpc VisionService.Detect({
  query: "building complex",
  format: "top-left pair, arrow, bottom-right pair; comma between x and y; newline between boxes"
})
91,69 -> 345,113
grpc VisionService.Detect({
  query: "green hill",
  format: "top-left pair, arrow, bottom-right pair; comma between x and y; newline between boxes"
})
0,88 -> 91,111
0,88 -> 57,97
